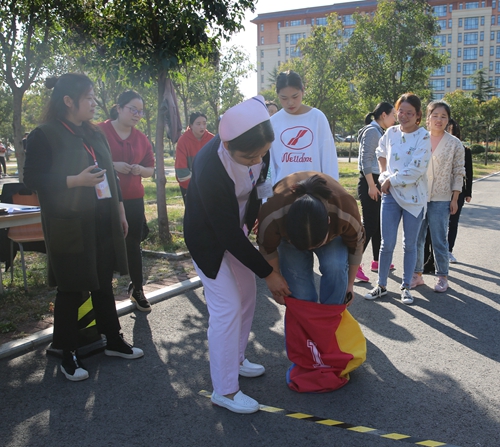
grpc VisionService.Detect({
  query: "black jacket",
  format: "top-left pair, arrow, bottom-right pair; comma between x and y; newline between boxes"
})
184,135 -> 273,280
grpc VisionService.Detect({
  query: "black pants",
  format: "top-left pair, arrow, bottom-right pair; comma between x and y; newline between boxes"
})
180,186 -> 187,204
448,193 -> 465,253
52,222 -> 121,351
0,157 -> 6,174
357,173 -> 381,261
124,198 -> 145,290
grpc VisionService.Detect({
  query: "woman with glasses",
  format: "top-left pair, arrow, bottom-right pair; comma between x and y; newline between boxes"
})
98,90 -> 155,312
411,102 -> 465,293
364,93 -> 431,305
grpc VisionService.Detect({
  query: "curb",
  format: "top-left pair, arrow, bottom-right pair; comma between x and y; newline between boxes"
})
0,276 -> 202,360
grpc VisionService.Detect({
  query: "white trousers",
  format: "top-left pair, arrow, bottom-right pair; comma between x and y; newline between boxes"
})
194,252 -> 257,395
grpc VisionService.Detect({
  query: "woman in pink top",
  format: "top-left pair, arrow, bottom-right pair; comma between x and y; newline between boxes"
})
98,90 -> 155,312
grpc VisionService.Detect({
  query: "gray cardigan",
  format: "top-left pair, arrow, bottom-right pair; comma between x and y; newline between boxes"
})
357,122 -> 384,175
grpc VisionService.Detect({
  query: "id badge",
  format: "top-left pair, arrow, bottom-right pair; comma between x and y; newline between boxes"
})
256,180 -> 274,200
95,173 -> 112,199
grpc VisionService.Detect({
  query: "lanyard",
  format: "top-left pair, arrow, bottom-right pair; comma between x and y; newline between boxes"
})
59,120 -> 98,166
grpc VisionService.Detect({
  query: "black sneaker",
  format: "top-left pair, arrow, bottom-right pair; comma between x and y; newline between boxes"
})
128,283 -> 151,312
364,285 -> 387,300
61,350 -> 89,382
105,333 -> 144,359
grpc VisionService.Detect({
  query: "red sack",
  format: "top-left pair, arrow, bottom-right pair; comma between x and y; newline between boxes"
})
284,296 -> 366,393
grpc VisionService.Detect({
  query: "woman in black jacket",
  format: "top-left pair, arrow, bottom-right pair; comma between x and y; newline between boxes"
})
184,96 -> 289,414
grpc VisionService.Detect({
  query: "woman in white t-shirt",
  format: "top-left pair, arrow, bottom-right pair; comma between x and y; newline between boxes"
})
269,70 -> 339,184
364,93 -> 431,305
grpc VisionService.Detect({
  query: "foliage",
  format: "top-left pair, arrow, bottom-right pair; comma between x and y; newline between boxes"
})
471,68 -> 495,103
348,0 -> 448,105
443,89 -> 479,143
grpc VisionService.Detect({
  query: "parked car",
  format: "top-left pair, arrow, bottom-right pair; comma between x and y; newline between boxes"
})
344,135 -> 357,142
334,134 -> 345,142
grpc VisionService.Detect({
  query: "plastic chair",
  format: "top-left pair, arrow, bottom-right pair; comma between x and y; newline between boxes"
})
8,192 -> 45,291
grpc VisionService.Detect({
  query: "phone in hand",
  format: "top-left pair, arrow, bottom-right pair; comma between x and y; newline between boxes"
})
90,167 -> 105,178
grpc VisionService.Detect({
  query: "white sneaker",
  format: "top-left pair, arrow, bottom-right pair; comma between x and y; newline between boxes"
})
211,390 -> 260,414
239,359 -> 265,377
401,288 -> 414,305
449,252 -> 457,263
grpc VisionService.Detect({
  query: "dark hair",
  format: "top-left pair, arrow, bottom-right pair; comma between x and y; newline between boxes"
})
364,102 -> 394,125
266,101 -> 278,109
226,120 -> 274,154
276,70 -> 304,94
43,73 -> 94,123
395,92 -> 423,125
189,112 -> 207,126
110,90 -> 143,120
286,175 -> 332,250
448,118 -> 462,140
426,100 -> 451,127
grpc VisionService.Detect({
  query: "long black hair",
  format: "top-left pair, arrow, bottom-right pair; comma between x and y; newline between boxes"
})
109,90 -> 143,120
364,102 -> 394,125
286,175 -> 333,250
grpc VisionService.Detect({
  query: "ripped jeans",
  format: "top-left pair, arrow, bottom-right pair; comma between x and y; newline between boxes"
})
277,237 -> 348,305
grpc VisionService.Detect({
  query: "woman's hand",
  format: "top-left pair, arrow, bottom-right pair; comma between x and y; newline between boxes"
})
465,196 -> 472,203
130,164 -> 142,176
380,178 -> 391,194
450,199 -> 459,215
67,165 -> 106,188
368,184 -> 381,201
265,270 -> 291,305
113,161 -> 132,174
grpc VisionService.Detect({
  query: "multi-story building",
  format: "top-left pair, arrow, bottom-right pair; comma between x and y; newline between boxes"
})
251,0 -> 500,98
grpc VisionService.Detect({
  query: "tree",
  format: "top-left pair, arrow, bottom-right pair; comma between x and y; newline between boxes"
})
62,0 -> 255,243
443,89 -> 478,144
0,0 -> 62,179
478,96 -> 500,164
471,68 -> 495,103
348,0 -> 448,105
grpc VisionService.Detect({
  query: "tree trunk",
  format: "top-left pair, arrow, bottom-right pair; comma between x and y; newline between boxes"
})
155,72 -> 171,243
485,128 -> 489,165
11,87 -> 26,182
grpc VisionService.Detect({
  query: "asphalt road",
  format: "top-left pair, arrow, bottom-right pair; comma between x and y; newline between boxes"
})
1,174 -> 499,447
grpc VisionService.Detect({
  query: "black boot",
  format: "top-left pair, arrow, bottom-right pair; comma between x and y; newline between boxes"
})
104,333 -> 144,359
128,283 -> 151,312
61,350 -> 89,382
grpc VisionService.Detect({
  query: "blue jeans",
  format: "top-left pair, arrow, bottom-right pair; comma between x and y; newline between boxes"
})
278,236 -> 348,304
415,200 -> 450,276
379,193 -> 423,288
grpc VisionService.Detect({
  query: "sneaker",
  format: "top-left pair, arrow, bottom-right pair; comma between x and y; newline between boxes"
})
370,261 -> 395,272
449,252 -> 457,263
239,359 -> 265,377
401,288 -> 414,305
60,350 -> 89,382
211,390 -> 260,414
434,276 -> 449,293
364,285 -> 387,300
128,283 -> 151,312
410,273 -> 425,288
355,265 -> 370,282
105,333 -> 144,359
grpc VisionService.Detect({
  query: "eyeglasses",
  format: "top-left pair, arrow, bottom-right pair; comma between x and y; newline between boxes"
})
125,106 -> 145,117
397,109 -> 415,118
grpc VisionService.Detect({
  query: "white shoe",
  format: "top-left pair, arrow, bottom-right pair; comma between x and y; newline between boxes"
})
401,288 -> 414,305
239,358 -> 265,377
449,252 -> 457,263
211,390 -> 260,414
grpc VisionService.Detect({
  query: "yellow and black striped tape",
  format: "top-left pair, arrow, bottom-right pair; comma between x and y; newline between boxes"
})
199,390 -> 460,447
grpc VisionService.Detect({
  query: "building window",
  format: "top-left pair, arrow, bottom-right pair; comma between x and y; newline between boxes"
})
286,21 -> 289,27
493,16 -> 496,25
344,28 -> 354,38
497,31 -> 500,43
437,19 -> 447,29
497,46 -> 500,57
464,32 -> 478,44
316,17 -> 327,26
433,67 -> 446,76
303,19 -> 307,25
261,75 -> 264,83
480,32 -> 484,41
490,61 -> 494,71
447,78 -> 451,87
498,16 -> 500,24
290,20 -> 301,26
464,47 -> 478,59
494,1 -> 497,9
286,47 -> 289,55
480,46 -> 484,56
496,62 -> 500,72
463,77 -> 476,89
459,18 -> 463,27
261,37 -> 264,44
260,24 -> 264,32
435,35 -> 447,46
457,77 -> 461,87
482,1 -> 485,6
459,3 -> 463,9
463,62 -> 477,74
278,48 -> 281,56
449,19 -> 452,28
447,64 -> 452,72
278,35 -> 280,43
448,34 -> 452,43
430,79 -> 445,90
458,48 -> 462,57
481,16 -> 485,26
495,77 -> 500,88
457,62 -> 462,72
344,15 -> 356,25
286,34 -> 289,43
290,33 -> 301,45
433,5 -> 447,16
261,62 -> 264,71
465,2 -> 479,8
491,46 -> 495,55
260,50 -> 264,58
491,31 -> 495,40
278,22 -> 281,29
290,47 -> 301,58
479,62 -> 483,69
458,33 -> 463,42
464,17 -> 479,29
449,4 -> 453,12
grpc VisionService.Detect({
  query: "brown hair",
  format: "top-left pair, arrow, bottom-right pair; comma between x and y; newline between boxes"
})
395,92 -> 423,125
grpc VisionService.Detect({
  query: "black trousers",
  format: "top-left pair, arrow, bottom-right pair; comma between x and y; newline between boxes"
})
0,157 -> 6,174
357,173 -> 381,261
52,218 -> 121,351
448,193 -> 465,253
123,198 -> 145,290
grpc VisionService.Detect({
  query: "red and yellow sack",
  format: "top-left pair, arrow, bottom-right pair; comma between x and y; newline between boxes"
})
284,296 -> 366,393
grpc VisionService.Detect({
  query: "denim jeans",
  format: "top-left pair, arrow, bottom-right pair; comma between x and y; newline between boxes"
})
278,236 -> 348,304
379,193 -> 423,288
415,200 -> 450,276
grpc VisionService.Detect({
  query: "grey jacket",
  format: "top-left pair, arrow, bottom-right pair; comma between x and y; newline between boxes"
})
357,122 -> 384,175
